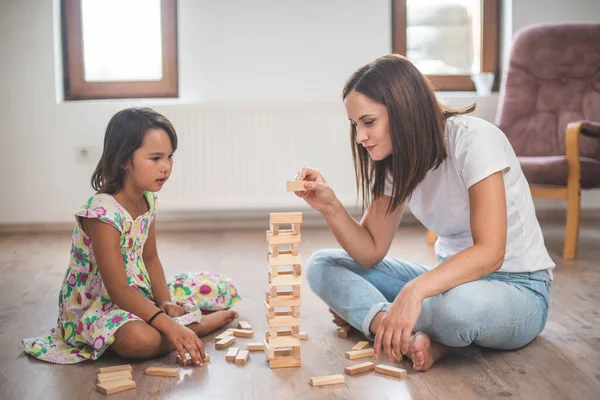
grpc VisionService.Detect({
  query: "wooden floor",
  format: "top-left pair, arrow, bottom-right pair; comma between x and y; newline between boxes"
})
1,217 -> 599,400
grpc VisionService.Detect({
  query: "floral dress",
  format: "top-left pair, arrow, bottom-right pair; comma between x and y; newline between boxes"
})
22,191 -> 241,364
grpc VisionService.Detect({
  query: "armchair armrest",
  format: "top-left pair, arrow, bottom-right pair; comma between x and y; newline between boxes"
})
565,120 -> 600,189
580,120 -> 600,138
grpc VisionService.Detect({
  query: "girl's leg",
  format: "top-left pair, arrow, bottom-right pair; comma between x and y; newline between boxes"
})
306,248 -> 429,338
110,310 -> 237,359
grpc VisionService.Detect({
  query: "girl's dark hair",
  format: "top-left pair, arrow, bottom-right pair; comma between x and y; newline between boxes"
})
343,54 -> 476,213
91,107 -> 177,194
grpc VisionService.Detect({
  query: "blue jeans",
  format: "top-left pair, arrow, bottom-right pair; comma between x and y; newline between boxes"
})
306,248 -> 551,350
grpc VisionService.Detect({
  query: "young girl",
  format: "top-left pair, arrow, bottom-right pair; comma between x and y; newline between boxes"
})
23,107 -> 241,366
297,55 -> 554,371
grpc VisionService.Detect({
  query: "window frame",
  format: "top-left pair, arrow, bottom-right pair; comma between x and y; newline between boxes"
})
391,0 -> 499,92
61,0 -> 178,100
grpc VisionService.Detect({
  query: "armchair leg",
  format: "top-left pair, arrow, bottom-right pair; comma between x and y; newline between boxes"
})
426,230 -> 437,246
563,182 -> 581,261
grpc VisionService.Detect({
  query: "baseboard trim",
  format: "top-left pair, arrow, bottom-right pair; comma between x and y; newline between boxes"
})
1,208 -> 598,235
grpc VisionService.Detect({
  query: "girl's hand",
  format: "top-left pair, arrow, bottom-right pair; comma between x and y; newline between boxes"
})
374,283 -> 423,362
294,168 -> 339,214
159,301 -> 185,318
157,315 -> 206,366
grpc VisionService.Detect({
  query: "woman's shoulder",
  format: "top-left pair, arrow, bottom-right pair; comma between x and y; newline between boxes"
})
445,115 -> 507,152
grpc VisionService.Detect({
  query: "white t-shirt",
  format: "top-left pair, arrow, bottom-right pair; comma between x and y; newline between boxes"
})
384,115 -> 555,276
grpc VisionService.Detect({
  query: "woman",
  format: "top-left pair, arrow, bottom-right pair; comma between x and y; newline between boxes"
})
296,54 -> 553,371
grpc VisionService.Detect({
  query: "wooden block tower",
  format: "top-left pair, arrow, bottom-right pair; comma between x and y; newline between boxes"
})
263,212 -> 303,369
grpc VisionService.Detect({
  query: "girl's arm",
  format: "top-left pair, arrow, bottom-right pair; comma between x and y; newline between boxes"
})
296,168 -> 404,268
81,218 -> 205,364
142,220 -> 174,309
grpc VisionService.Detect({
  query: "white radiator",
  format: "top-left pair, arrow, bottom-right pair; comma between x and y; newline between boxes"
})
155,104 -> 361,213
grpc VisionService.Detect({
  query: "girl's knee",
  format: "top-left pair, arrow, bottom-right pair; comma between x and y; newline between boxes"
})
111,322 -> 161,359
306,248 -> 345,292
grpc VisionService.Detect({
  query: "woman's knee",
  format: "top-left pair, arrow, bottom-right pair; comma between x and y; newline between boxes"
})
305,248 -> 347,294
110,322 -> 161,359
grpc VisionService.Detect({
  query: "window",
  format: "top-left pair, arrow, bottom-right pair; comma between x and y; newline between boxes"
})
62,0 -> 178,100
392,0 -> 499,91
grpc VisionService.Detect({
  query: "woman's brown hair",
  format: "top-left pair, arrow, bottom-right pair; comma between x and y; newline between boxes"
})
343,54 -> 475,213
91,107 -> 177,194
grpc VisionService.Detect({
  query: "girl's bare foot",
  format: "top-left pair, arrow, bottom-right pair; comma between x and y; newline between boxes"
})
188,310 -> 238,337
409,332 -> 448,371
329,308 -> 350,327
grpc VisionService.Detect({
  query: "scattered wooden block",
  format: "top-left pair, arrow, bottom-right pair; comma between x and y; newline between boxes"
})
247,343 -> 265,351
345,348 -> 375,360
309,374 -> 345,387
235,350 -> 250,366
352,341 -> 370,350
97,364 -> 132,374
145,367 -> 178,377
375,364 -> 407,379
96,371 -> 133,384
344,361 -> 375,376
214,329 -> 234,342
337,325 -> 351,338
238,321 -> 252,330
176,353 -> 210,366
215,336 -> 236,350
226,347 -> 240,362
95,379 -> 136,395
229,328 -> 255,338
299,332 -> 308,340
286,180 -> 306,192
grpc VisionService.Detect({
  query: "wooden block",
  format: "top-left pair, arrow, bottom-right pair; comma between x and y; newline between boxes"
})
375,364 -> 407,379
292,306 -> 300,318
97,364 -> 132,374
268,334 -> 301,348
293,345 -> 301,357
286,180 -> 306,192
226,347 -> 240,362
271,223 -> 279,235
267,229 -> 301,245
267,315 -> 300,328
352,341 -> 370,350
235,350 -> 250,366
247,343 -> 264,351
345,348 -> 374,360
337,325 -> 351,338
292,223 -> 301,235
269,271 -> 303,287
274,348 -> 294,357
344,361 -> 375,376
230,328 -> 254,338
270,212 -> 302,224
292,285 -> 301,297
96,371 -> 133,384
214,329 -> 234,342
271,244 -> 279,257
95,379 -> 136,395
309,374 -> 345,387
269,356 -> 301,369
299,332 -> 308,340
291,243 -> 299,255
145,367 -> 178,377
266,327 -> 297,339
215,336 -> 236,350
268,252 -> 302,266
267,292 -> 301,307
238,321 -> 252,330
175,354 -> 210,366
293,264 -> 302,275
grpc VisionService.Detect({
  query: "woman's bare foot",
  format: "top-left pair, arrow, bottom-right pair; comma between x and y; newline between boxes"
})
329,308 -> 350,327
409,332 -> 448,371
188,310 -> 238,337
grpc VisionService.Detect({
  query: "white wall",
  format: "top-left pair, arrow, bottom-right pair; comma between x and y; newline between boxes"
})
0,0 -> 598,225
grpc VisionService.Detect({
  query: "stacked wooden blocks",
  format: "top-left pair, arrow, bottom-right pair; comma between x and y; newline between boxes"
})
95,365 -> 136,395
264,212 -> 303,369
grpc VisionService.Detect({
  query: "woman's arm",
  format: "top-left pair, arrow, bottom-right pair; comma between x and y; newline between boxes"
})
374,171 -> 508,360
296,167 -> 404,268
407,171 -> 507,301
